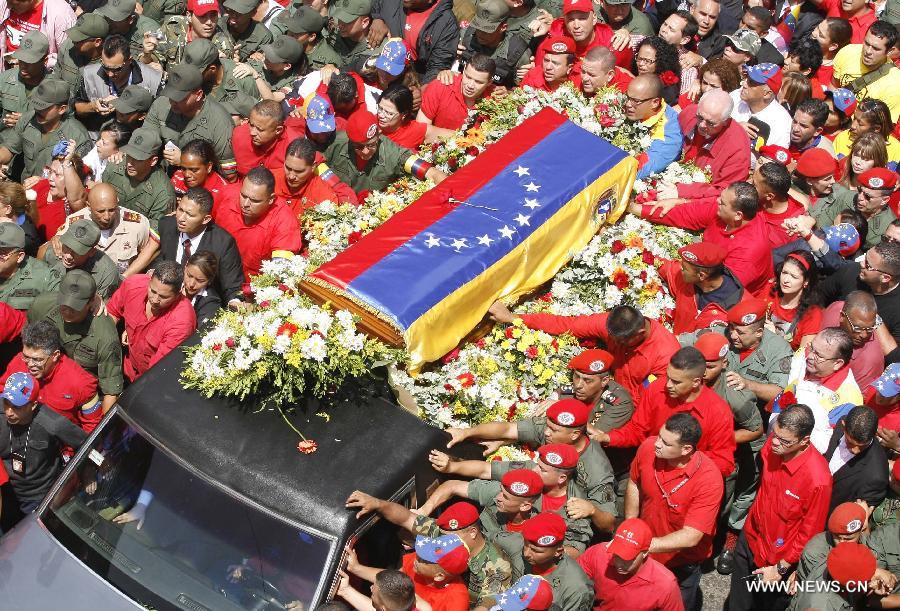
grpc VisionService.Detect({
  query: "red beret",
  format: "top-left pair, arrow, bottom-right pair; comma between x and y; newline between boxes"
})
727,299 -> 767,326
537,443 -> 579,470
562,0 -> 592,13
679,242 -> 727,267
692,306 -> 729,331
501,468 -> 544,498
567,349 -> 614,374
522,512 -> 567,547
796,148 -> 838,178
546,398 -> 590,428
859,168 -> 898,190
893,458 -> 900,481
541,35 -> 576,55
436,501 -> 480,531
827,502 -> 867,535
695,332 -> 730,361
758,145 -> 792,165
346,110 -> 379,143
827,542 -> 876,586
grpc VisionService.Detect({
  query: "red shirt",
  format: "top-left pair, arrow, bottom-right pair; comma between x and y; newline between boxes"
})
521,64 -> 582,92
402,2 -> 439,61
578,542 -> 684,611
4,1 -> 42,53
3,354 -> 101,433
171,170 -> 229,212
542,492 -> 567,512
864,387 -> 900,430
608,378 -> 736,477
0,461 -> 7,486
659,258 -> 747,334
106,274 -> 197,381
272,168 -> 339,217
214,184 -> 303,279
768,298 -> 823,351
383,120 -> 428,150
31,178 -> 68,241
0,302 -> 25,342
519,313 -> 680,400
609,67 -> 633,93
676,105 -> 752,200
820,0 -> 877,43
232,116 -> 308,176
821,301 -> 883,387
630,439 -> 724,567
761,198 -> 806,248
744,438 -> 833,566
400,553 -> 469,611
540,19 -> 633,78
817,64 -> 835,89
420,75 -> 472,130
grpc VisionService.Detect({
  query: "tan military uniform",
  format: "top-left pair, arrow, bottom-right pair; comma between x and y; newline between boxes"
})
57,207 -> 158,275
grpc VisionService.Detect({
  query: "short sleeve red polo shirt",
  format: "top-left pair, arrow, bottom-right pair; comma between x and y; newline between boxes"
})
420,75 -> 470,130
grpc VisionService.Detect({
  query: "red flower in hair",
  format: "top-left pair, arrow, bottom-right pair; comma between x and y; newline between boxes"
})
659,70 -> 679,87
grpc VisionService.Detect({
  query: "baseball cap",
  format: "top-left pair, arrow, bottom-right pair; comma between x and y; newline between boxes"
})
305,95 -> 336,133
1,372 -> 39,407
536,443 -> 579,470
830,88 -> 857,117
331,0 -> 372,23
546,398 -> 590,428
373,39 -> 408,76
471,0 -> 510,33
58,269 -> 97,310
679,242 -> 727,267
184,38 -> 221,69
567,349 -> 613,374
724,29 -> 761,56
824,223 -> 861,257
871,363 -> 900,398
501,469 -> 543,498
113,85 -> 154,114
795,148 -> 838,178
12,30 -> 49,63
727,299 -> 767,326
414,534 -> 470,575
694,332 -> 730,361
827,542 -> 876,586
827,502 -> 867,535
757,144 -> 792,165
120,127 -> 163,161
188,0 -> 220,15
162,64 -> 204,102
859,168 -> 898,191
221,91 -> 257,118
263,35 -> 305,65
60,219 -> 100,256
490,575 -> 554,611
522,512 -> 566,547
67,13 -> 109,43
607,518 -> 653,561
435,502 -> 480,531
98,0 -> 138,21
563,0 -> 592,14
223,0 -> 260,14
0,222 -> 25,249
31,79 -> 70,111
346,109 -> 379,143
746,63 -> 782,93
277,6 -> 325,34
541,36 -> 576,55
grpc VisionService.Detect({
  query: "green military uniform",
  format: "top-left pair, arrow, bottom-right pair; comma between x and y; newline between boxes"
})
867,522 -> 900,595
2,113 -> 92,181
44,250 -> 122,301
787,590 -> 853,611
208,57 -> 261,104
0,69 -> 42,131
412,514 -> 514,604
459,28 -> 532,88
809,183 -> 858,229
794,531 -> 842,583
517,416 -> 618,516
158,17 -> 226,69
213,19 -> 274,62
0,256 -> 61,310
269,7 -> 342,69
726,329 -> 794,397
27,291 -> 124,396
862,207 -> 898,249
306,39 -> 343,70
140,0 -> 187,24
102,162 -> 175,230
506,6 -> 541,40
872,488 -> 900,528
125,15 -> 164,59
325,131 -> 423,192
256,64 -> 302,91
596,6 -> 655,36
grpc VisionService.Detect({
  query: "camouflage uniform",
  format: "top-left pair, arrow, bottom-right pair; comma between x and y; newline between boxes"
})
212,18 -> 273,62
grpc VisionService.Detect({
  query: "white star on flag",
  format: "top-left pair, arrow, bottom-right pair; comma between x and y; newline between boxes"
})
498,225 -> 516,239
513,165 -> 530,177
525,182 -> 541,192
450,238 -> 469,251
524,198 -> 540,209
514,213 -> 530,226
424,235 -> 441,248
477,234 -> 494,246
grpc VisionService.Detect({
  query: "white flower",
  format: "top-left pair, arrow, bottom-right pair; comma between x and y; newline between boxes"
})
273,333 -> 292,354
301,334 -> 328,361
335,310 -> 355,330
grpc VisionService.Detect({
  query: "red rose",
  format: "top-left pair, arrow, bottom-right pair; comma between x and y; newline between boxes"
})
297,439 -> 318,454
505,327 -> 514,339
611,240 -> 625,253
526,345 -> 538,358
780,390 -> 798,406
599,115 -> 617,128
431,142 -> 440,153
659,70 -> 679,87
348,231 -> 362,244
639,271 -> 648,280
551,339 -> 559,351
595,103 -> 609,114
225,338 -> 236,348
242,283 -> 254,301
278,283 -> 290,292
442,348 -> 461,363
612,270 -> 629,289
213,343 -> 222,351
457,372 -> 476,388
259,300 -> 271,309
357,190 -> 371,203
642,250 -> 655,265
465,146 -> 479,157
539,292 -> 553,302
444,383 -> 455,392
448,157 -> 459,170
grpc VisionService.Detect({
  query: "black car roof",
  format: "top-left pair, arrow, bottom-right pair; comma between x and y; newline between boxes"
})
117,337 -> 445,541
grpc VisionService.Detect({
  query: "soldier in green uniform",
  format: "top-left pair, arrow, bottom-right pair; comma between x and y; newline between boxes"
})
254,35 -> 307,93
183,39 -> 262,106
325,110 -> 445,192
789,541 -> 881,611
811,169 -> 896,249
112,85 -> 155,133
866,519 -> 900,606
872,459 -> 900,528
156,0 -> 226,70
102,127 -> 176,230
27,270 -> 124,414
0,223 -> 60,311
0,31 -> 51,134
0,79 -> 92,182
53,14 -> 109,93
457,0 -> 533,89
44,220 -> 122,301
214,0 -> 275,62
98,0 -> 163,60
328,0 -> 379,72
141,0 -> 188,24
272,7 -> 341,70
344,491 -> 515,605
808,183 -> 856,229
144,64 -> 239,178
791,502 -> 868,590
595,0 -> 654,38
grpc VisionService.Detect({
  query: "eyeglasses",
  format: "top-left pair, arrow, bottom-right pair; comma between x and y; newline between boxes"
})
772,432 -> 800,447
806,345 -> 838,363
841,310 -> 876,333
857,186 -> 889,201
635,56 -> 657,65
376,106 -> 399,120
102,62 -> 127,74
21,353 -> 50,365
863,254 -> 893,276
626,95 -> 657,106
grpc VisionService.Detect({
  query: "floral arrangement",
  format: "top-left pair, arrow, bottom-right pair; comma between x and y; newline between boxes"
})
633,160 -> 711,199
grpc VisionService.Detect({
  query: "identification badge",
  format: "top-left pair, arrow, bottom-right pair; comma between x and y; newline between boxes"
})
10,451 -> 25,474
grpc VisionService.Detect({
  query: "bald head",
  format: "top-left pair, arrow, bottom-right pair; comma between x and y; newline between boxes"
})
625,74 -> 663,120
87,183 -> 120,231
582,47 -> 617,95
584,46 -> 616,71
630,74 -> 663,99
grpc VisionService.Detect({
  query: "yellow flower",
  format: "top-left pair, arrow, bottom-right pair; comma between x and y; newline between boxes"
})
511,327 -> 523,338
257,334 -> 274,350
532,363 -> 544,376
504,352 -> 516,362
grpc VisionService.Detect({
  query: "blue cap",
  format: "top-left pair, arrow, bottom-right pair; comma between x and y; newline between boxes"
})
414,533 -> 469,574
872,363 -> 900,398
824,223 -> 861,257
831,88 -> 857,116
2,372 -> 39,407
305,95 -> 336,134
746,62 -> 782,92
373,39 -> 408,77
490,575 -> 554,611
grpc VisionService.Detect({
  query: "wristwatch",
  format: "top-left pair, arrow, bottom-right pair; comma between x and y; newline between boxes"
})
776,561 -> 790,577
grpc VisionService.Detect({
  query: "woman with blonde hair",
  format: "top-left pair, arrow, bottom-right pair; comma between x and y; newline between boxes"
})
833,98 -> 900,170
839,132 -> 889,189
777,72 -> 812,114
0,181 -> 39,256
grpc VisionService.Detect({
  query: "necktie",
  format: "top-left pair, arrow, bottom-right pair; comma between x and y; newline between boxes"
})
182,238 -> 192,264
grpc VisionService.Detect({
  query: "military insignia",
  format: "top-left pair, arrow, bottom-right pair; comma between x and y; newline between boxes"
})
775,150 -> 788,163
134,135 -> 143,145
778,356 -> 792,373
718,344 -> 728,357
846,519 -> 862,533
366,123 -> 377,139
870,177 -> 885,188
510,481 -> 529,495
740,313 -> 756,324
123,241 -> 131,250
74,225 -> 87,239
556,411 -> 575,426
123,211 -> 140,222
589,360 -> 605,372
22,39 -> 32,49
536,535 -> 557,546
199,117 -> 208,126
448,519 -> 459,529
550,42 -> 567,53
682,250 -> 698,262
67,283 -> 80,295
544,451 -> 563,466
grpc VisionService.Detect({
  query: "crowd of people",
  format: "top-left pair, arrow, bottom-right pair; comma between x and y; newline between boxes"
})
0,0 -> 898,608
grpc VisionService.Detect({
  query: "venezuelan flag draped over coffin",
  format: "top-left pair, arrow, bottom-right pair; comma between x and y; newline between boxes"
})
302,108 -> 637,370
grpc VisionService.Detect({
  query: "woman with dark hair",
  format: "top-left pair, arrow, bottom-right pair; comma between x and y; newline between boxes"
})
832,98 -> 900,170
170,139 -> 229,209
376,84 -> 454,151
0,181 -> 40,256
679,57 -> 741,107
633,37 -> 681,106
766,250 -> 823,350
777,72 -> 812,115
182,250 -> 222,326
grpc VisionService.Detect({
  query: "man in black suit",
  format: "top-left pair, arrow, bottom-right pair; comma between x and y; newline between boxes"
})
157,187 -> 245,309
824,405 -> 889,512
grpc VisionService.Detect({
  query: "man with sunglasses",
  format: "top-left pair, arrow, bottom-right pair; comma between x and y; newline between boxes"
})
851,168 -> 898,249
821,291 -> 885,387
624,74 -> 682,179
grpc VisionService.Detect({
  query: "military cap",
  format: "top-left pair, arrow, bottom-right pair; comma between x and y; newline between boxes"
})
727,299 -> 767,326
827,502 -> 867,535
331,0 -> 372,23
541,35 -> 576,55
501,469 -> 543,498
522,512 -> 566,547
184,38 -> 221,69
695,332 -> 729,361
223,0 -> 262,14
757,144 -> 791,165
678,242 -> 727,267
724,29 -> 762,56
567,349 -> 613,374
346,109 -> 378,143
31,79 -> 70,111
12,31 -> 49,63
0,222 -> 25,249
161,64 -> 204,101
859,168 -> 898,190
414,534 -> 469,574
263,35 -> 305,65
536,443 -> 578,470
471,0 -> 510,33
113,85 -> 154,114
278,6 -> 325,34
795,148 -> 838,178
121,126 -> 163,161
827,542 -> 876,587
435,501 -> 480,531
60,219 -> 100,256
58,269 -> 97,310
67,13 -> 109,43
546,398 -> 590,428
98,0 -> 139,21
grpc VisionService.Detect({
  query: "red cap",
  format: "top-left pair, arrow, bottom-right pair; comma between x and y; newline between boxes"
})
827,502 -> 867,535
758,145 -> 792,165
827,542 -> 877,586
679,242 -> 727,267
537,443 -> 579,470
522,512 -> 567,547
346,110 -> 379,143
562,0 -> 592,13
692,306 -> 729,331
695,332 -> 730,361
188,0 -> 219,15
893,458 -> 900,481
546,398 -> 590,428
541,35 -> 576,55
501,469 -> 544,498
567,349 -> 614,374
796,148 -> 838,178
607,518 -> 653,561
727,299 -> 767,326
436,501 -> 480,531
858,168 -> 898,190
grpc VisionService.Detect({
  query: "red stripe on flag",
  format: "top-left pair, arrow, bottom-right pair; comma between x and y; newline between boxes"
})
311,108 -> 568,289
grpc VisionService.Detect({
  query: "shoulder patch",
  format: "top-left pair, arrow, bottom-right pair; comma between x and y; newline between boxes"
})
122,211 -> 141,222
778,356 -> 792,373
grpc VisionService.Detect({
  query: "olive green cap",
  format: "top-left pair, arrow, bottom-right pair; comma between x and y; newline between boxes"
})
331,0 -> 372,23
223,0 -> 261,14
0,222 -> 25,249
60,219 -> 100,256
161,64 -> 204,101
12,31 -> 49,63
113,85 -> 154,114
58,269 -> 97,310
184,38 -> 221,69
278,6 -> 325,34
263,35 -> 305,64
120,126 -> 163,161
471,0 -> 509,33
31,79 -> 70,111
98,0 -> 138,22
67,13 -> 110,43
